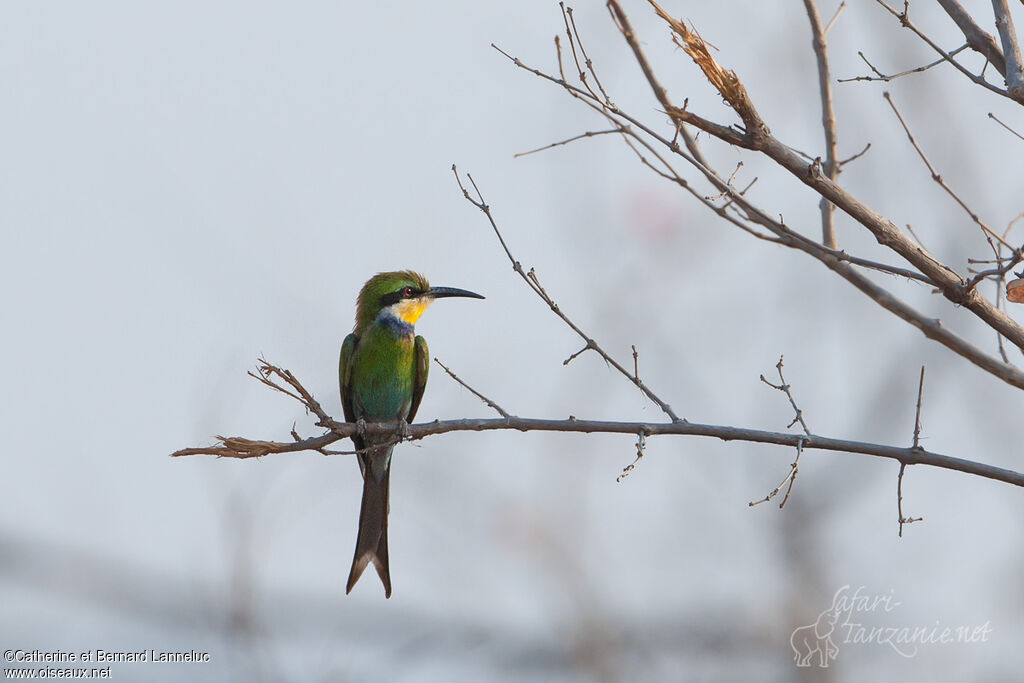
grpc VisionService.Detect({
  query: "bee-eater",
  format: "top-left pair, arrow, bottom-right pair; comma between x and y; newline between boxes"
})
340,270 -> 484,598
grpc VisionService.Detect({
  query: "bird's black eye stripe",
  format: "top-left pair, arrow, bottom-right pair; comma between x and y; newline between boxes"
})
380,287 -> 419,307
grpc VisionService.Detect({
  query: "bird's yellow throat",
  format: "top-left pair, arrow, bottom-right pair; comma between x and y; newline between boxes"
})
394,299 -> 431,324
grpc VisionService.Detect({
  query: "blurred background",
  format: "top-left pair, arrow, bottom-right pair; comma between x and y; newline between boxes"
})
2,1 -> 1022,681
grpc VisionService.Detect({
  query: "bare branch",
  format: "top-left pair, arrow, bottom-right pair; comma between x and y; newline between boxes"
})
754,121 -> 1024,356
494,15 -> 1024,390
173,409 -> 1024,490
803,0 -> 841,247
872,0 -> 1024,102
174,351 -> 1024,492
247,357 -> 331,425
991,0 -> 1024,99
937,0 -> 1007,76
607,0 -> 673,113
647,0 -> 768,140
632,3 -> 1024,359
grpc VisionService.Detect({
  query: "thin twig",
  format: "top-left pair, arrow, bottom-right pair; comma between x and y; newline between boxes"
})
563,342 -> 593,366
898,365 -> 927,536
704,161 -> 745,201
904,223 -> 929,252
824,1 -> 846,35
566,4 -> 613,104
883,91 -> 1013,254
897,463 -> 923,536
760,356 -> 811,436
616,430 -> 646,482
560,2 -> 606,106
434,357 -> 510,418
514,128 -> 623,158
912,365 -> 925,449
753,356 -> 811,508
248,357 -> 331,425
838,141 -> 871,166
838,48 -> 965,83
967,214 -> 1024,291
988,112 -> 1024,141
453,165 -> 684,422
749,437 -> 804,508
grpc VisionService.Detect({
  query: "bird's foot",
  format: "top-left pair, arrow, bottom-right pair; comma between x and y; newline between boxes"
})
396,419 -> 411,443
356,417 -> 368,440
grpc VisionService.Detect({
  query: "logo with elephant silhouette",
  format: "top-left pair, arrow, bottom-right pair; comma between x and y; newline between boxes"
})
790,585 -> 992,667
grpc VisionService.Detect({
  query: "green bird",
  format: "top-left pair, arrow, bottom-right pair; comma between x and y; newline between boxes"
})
340,270 -> 484,598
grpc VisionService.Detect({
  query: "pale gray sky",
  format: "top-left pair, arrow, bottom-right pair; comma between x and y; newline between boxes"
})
2,1 -> 1022,681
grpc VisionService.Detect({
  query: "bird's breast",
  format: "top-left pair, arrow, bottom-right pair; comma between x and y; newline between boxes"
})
350,327 -> 416,422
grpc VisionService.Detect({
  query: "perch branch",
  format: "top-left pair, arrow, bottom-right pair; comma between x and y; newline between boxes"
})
173,359 -> 1024,490
173,412 -> 1024,489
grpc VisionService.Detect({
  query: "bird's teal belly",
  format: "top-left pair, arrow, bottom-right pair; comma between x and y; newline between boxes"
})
351,332 -> 415,422
353,373 -> 412,421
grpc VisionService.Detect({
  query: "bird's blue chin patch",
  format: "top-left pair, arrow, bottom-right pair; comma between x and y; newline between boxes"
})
376,308 -> 415,335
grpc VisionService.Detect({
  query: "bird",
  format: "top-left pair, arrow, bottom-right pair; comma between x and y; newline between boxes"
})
340,270 -> 484,598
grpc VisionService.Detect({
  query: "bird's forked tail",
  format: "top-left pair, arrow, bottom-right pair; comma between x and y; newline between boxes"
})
346,463 -> 391,598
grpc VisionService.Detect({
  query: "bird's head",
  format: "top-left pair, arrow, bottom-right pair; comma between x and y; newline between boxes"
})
355,270 -> 484,333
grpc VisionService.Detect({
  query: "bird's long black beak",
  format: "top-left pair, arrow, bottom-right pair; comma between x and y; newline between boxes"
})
427,286 -> 485,300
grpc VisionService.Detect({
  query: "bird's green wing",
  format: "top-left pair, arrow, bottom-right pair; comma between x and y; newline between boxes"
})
407,335 -> 429,423
339,333 -> 362,448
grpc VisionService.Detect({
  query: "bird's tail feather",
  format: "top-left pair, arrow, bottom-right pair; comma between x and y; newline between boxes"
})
346,463 -> 391,598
